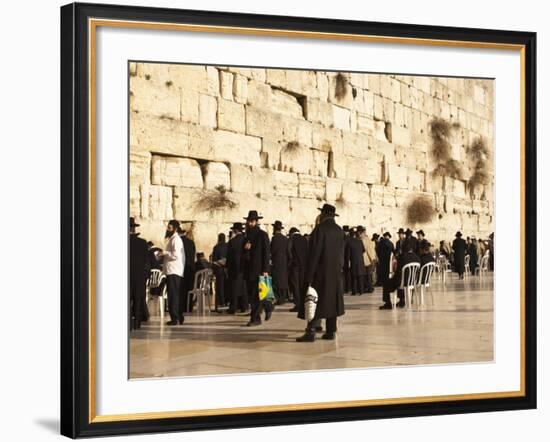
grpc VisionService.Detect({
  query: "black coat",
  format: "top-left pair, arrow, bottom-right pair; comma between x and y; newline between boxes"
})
299,217 -> 345,320
419,253 -> 436,283
181,235 -> 196,274
345,237 -> 366,276
130,234 -> 150,284
270,232 -> 290,289
377,237 -> 394,282
243,226 -> 270,281
289,233 -> 308,269
387,251 -> 421,291
452,237 -> 467,274
212,242 -> 228,261
467,243 -> 478,270
226,234 -> 245,279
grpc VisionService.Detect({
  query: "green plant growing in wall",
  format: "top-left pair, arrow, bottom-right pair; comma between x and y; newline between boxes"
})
194,185 -> 238,212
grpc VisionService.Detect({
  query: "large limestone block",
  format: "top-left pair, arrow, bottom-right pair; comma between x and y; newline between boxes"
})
454,197 -> 472,214
261,139 -> 282,169
392,125 -> 411,147
130,77 -> 180,120
213,130 -> 262,167
303,98 -> 333,126
380,76 -> 401,103
230,164 -> 253,193
199,94 -> 217,128
272,170 -> 299,197
180,89 -> 200,123
206,66 -> 220,96
369,205 -> 393,229
327,73 -> 353,109
271,89 -> 303,118
387,164 -> 408,189
325,178 -> 344,202
408,170 -> 425,191
140,184 -> 173,220
219,70 -> 234,100
173,187 -> 211,223
285,70 -> 317,97
136,63 -> 170,86
250,68 -> 267,82
192,222 -> 222,256
218,99 -> 246,133
130,114 -> 189,156
394,189 -> 408,207
369,184 -> 384,206
257,195 -> 293,225
298,174 -> 326,200
332,105 -> 351,131
341,181 -> 370,204
129,151 -> 151,184
472,200 -> 490,216
289,197 -> 320,225
233,74 -> 248,104
312,125 -> 343,153
279,143 -> 312,174
188,125 -> 216,160
451,179 -> 467,198
357,114 -> 375,136
373,120 -> 388,142
282,118 -> 313,147
202,162 -> 231,190
168,65 -> 207,92
247,80 -> 271,108
310,150 -> 329,177
130,185 -> 141,217
266,69 -> 287,89
345,156 -> 381,184
382,187 -> 397,207
245,107 -> 284,140
151,156 -> 203,188
251,167 -> 276,197
344,202 -> 371,225
342,132 -> 371,159
316,72 -> 329,101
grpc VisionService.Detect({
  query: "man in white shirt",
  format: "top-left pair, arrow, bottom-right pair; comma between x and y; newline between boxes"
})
160,220 -> 185,326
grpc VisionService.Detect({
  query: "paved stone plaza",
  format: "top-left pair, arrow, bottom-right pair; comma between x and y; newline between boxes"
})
129,275 -> 494,379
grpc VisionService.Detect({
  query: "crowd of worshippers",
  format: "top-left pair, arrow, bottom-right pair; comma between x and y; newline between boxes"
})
129,206 -> 494,342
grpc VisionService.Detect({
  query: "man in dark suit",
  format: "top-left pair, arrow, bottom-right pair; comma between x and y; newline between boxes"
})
452,231 -> 467,279
178,227 -> 196,314
211,233 -> 228,308
129,217 -> 151,330
342,225 -> 352,293
377,232 -> 395,286
296,204 -> 345,342
395,228 -> 406,256
288,227 -> 308,313
379,240 -> 420,309
344,228 -> 366,295
226,222 -> 247,314
270,220 -> 290,305
242,210 -> 273,326
415,230 -> 426,255
404,228 -> 418,256
419,240 -> 436,284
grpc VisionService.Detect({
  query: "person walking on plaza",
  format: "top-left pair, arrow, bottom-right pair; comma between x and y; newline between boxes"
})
161,220 -> 185,326
288,227 -> 308,313
377,232 -> 394,286
452,231 -> 467,279
270,221 -> 290,305
468,236 -> 479,275
226,222 -> 247,314
178,227 -> 196,315
129,217 -> 151,330
296,204 -> 345,342
211,233 -> 228,308
358,226 -> 376,293
345,228 -> 366,295
242,210 -> 273,326
379,241 -> 420,310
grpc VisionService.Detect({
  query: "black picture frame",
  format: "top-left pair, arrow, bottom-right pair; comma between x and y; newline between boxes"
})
60,2 -> 537,438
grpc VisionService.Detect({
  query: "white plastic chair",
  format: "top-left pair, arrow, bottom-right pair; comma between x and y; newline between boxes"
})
417,262 -> 437,308
464,255 -> 470,278
477,254 -> 490,277
391,262 -> 420,309
187,268 -> 214,315
146,269 -> 166,316
436,255 -> 450,284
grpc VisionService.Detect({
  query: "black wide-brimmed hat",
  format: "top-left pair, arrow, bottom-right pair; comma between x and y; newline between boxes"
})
455,231 -> 463,237
230,222 -> 244,232
244,210 -> 263,220
371,233 -> 380,241
405,228 -> 413,236
397,228 -> 405,235
356,225 -> 366,233
342,225 -> 350,232
416,229 -> 425,236
289,227 -> 300,235
272,220 -> 284,230
419,239 -> 431,250
129,217 -> 140,227
318,203 -> 339,216
383,232 -> 392,238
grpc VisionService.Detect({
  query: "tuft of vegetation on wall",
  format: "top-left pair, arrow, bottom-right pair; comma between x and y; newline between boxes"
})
429,118 -> 463,180
406,195 -> 436,225
334,73 -> 348,100
194,185 -> 238,212
467,137 -> 490,197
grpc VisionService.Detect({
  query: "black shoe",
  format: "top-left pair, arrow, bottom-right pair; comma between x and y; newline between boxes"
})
366,288 -> 374,293
289,306 -> 299,312
296,332 -> 315,342
265,308 -> 273,321
178,315 -> 185,325
246,321 -> 261,327
396,301 -> 406,308
166,320 -> 178,326
379,303 -> 393,310
321,332 -> 335,340
314,326 -> 323,332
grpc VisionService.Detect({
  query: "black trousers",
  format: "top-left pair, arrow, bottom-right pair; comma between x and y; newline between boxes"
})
129,280 -> 146,328
364,265 -> 374,291
214,269 -> 226,307
180,266 -> 194,314
273,286 -> 288,304
344,268 -> 351,292
306,317 -> 337,333
247,278 -> 273,323
166,274 -> 182,322
351,274 -> 364,295
382,276 -> 404,304
229,275 -> 248,312
289,266 -> 305,307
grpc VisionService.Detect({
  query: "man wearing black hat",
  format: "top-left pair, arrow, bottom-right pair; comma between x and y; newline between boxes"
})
376,232 -> 395,286
178,227 -> 196,316
129,218 -> 151,330
160,220 -> 185,325
345,228 -> 366,296
226,222 -> 247,314
242,210 -> 273,326
452,231 -> 467,279
270,221 -> 290,305
288,227 -> 308,313
415,230 -> 426,255
379,240 -> 420,309
342,225 -> 352,293
395,228 -> 406,256
297,204 -> 345,342
418,240 -> 436,283
404,228 -> 418,256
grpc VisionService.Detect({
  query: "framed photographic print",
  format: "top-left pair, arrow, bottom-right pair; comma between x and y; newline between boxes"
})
60,2 -> 537,438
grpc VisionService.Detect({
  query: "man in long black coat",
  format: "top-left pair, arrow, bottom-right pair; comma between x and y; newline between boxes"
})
211,233 -> 228,308
297,204 -> 345,342
270,221 -> 290,305
379,241 -> 420,309
342,226 -> 352,293
288,227 -> 308,313
452,231 -> 467,279
226,222 -> 247,314
395,228 -> 406,256
178,228 -> 196,314
468,237 -> 479,275
242,210 -> 273,326
129,218 -> 150,330
377,232 -> 395,286
344,230 -> 366,295
419,240 -> 436,284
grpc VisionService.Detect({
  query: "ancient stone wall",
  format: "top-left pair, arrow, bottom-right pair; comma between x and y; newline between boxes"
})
129,62 -> 494,255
